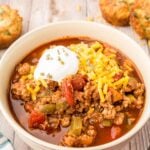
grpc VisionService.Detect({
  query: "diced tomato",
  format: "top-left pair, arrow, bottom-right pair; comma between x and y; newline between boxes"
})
61,79 -> 74,106
28,111 -> 45,128
111,126 -> 122,139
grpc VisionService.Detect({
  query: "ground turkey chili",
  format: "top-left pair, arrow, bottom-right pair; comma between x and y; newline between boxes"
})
10,37 -> 145,147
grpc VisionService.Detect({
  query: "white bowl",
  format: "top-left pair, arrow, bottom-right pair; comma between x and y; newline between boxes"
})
0,21 -> 150,150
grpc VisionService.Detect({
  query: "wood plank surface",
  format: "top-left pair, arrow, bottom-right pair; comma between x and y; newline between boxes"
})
0,0 -> 150,150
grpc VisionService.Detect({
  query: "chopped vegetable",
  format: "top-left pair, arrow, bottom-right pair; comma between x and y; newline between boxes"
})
69,116 -> 82,136
56,101 -> 67,111
62,79 -> 74,106
102,120 -> 112,127
28,111 -> 45,128
127,94 -> 136,103
40,104 -> 56,114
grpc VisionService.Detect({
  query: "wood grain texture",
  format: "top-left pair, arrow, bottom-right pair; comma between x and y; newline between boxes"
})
0,0 -> 150,150
48,0 -> 87,22
29,0 -> 50,30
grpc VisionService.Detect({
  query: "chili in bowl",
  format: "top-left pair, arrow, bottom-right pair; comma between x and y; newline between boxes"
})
0,21 -> 150,150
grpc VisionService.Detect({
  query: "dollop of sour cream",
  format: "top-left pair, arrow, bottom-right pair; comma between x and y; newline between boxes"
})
34,46 -> 79,82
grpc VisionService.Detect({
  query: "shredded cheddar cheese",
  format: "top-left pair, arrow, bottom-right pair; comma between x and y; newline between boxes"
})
39,78 -> 48,88
26,81 -> 40,101
69,41 -> 130,102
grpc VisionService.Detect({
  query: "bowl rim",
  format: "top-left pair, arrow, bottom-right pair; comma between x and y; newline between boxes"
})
0,20 -> 150,150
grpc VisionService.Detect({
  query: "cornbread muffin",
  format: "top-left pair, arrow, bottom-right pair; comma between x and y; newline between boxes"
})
130,0 -> 150,39
100,0 -> 135,26
0,5 -> 22,49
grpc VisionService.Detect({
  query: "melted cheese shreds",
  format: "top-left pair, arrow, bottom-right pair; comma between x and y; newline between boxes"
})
69,42 -> 129,102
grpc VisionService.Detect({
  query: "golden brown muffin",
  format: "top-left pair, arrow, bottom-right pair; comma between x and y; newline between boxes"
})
130,0 -> 150,39
100,0 -> 135,26
0,5 -> 22,49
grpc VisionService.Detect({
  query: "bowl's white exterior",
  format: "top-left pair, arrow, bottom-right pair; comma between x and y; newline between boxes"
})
0,21 -> 150,150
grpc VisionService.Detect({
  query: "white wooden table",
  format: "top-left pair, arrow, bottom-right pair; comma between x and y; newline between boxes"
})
0,0 -> 150,150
